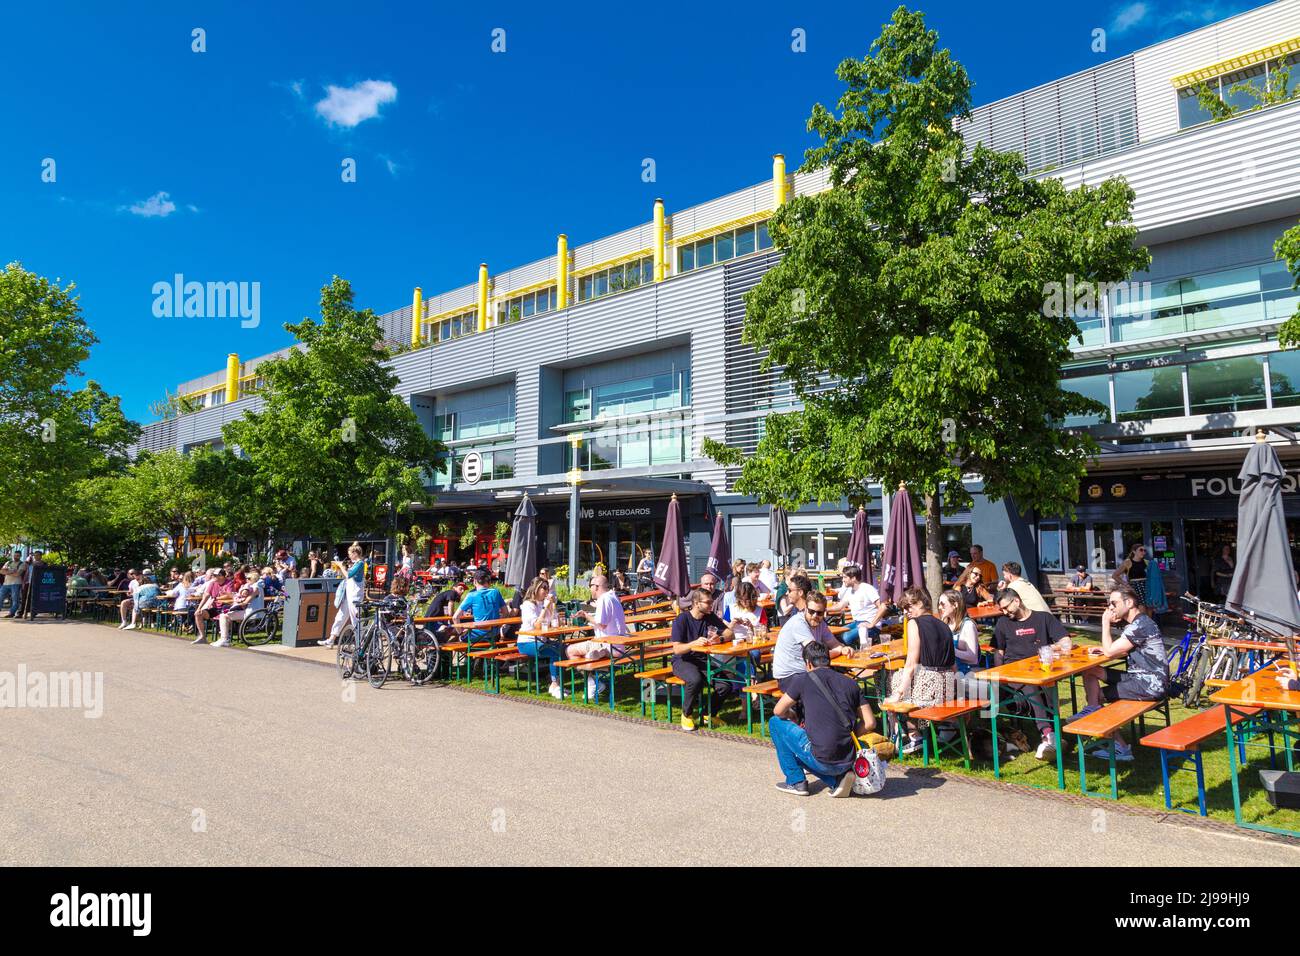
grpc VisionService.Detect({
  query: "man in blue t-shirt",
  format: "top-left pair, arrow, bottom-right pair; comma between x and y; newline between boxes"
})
454,569 -> 507,645
769,641 -> 877,797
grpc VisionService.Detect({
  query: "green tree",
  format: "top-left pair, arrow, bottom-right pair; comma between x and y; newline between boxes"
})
703,7 -> 1150,597
39,476 -> 161,570
221,277 -> 446,545
1277,221 -> 1300,349
0,262 -> 139,541
106,449 -> 214,554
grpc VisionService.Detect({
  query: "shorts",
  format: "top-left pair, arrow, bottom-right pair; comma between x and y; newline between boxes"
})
1099,668 -> 1162,702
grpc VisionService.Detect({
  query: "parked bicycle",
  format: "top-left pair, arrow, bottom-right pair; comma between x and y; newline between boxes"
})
1172,593 -> 1271,706
239,595 -> 285,647
336,594 -> 440,688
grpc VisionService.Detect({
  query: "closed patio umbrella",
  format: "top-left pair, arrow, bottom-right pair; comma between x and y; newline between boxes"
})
705,512 -> 731,581
879,483 -> 923,604
653,494 -> 691,598
768,506 -> 791,570
1226,432 -> 1300,664
502,495 -> 538,590
846,505 -> 874,584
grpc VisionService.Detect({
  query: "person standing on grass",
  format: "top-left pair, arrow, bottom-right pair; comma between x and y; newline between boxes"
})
991,588 -> 1071,762
567,575 -> 630,704
770,641 -> 876,798
668,587 -> 733,733
1072,585 -> 1169,762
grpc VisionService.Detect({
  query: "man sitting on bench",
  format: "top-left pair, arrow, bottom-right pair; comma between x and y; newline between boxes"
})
769,641 -> 877,797
668,588 -> 732,732
992,588 -> 1070,761
1073,585 -> 1170,762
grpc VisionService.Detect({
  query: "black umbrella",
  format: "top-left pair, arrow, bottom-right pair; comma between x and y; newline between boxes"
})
705,512 -> 731,580
1226,432 -> 1300,664
502,495 -> 538,590
653,494 -> 690,597
846,505 -> 873,584
768,506 -> 791,570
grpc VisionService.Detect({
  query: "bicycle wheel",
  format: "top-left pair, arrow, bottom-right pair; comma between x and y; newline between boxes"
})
240,609 -> 275,646
336,625 -> 357,680
1182,644 -> 1212,707
363,623 -> 393,689
408,627 -> 440,686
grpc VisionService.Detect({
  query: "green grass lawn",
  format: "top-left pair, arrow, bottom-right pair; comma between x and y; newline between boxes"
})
93,612 -> 1300,835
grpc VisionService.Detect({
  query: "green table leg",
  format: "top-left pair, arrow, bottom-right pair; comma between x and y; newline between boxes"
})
1050,684 -> 1065,790
1225,704 -> 1245,827
991,681 -> 1002,780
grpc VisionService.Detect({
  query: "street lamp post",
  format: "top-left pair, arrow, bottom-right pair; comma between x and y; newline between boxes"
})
567,433 -> 584,591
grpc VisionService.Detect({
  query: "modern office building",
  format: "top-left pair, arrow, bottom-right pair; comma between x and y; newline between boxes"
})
134,0 -> 1300,594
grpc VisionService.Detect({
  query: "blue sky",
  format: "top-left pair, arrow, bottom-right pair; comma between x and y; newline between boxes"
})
0,0 -> 1259,421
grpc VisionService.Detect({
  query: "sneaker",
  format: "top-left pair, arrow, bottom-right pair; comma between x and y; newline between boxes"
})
212,638 -> 232,647
117,622 -> 127,629
1035,740 -> 1056,761
1070,703 -> 1103,724
191,634 -> 207,645
1006,729 -> 1031,754
901,736 -> 924,756
774,781 -> 809,796
548,682 -> 563,700
319,639 -> 334,647
1087,742 -> 1134,762
586,676 -> 598,701
680,715 -> 696,732
828,771 -> 856,798
124,623 -> 137,630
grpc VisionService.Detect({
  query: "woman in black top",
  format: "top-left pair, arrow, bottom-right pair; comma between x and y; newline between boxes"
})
884,587 -> 957,755
1116,545 -> 1148,605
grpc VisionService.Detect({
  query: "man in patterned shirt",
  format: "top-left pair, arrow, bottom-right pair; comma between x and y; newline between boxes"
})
1073,585 -> 1169,761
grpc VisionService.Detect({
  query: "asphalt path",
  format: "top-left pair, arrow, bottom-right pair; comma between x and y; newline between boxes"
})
2,618 -> 1297,866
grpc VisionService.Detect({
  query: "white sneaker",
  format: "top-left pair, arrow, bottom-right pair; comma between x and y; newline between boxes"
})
548,682 -> 563,700
586,676 -> 598,700
212,638 -> 232,647
319,639 -> 334,647
124,623 -> 137,630
117,622 -> 127,629
191,634 -> 207,645
1035,740 -> 1056,761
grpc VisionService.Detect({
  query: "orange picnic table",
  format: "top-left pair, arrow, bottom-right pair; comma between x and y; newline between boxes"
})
1211,662 -> 1300,838
977,645 -> 1118,789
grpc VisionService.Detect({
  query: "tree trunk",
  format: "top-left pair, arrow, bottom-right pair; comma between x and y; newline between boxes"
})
923,492 -> 944,601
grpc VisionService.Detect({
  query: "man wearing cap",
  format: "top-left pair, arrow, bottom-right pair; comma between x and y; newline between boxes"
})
941,551 -> 965,586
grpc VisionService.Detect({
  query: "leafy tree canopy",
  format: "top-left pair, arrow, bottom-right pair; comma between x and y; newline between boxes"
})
703,7 -> 1149,593
220,277 -> 445,543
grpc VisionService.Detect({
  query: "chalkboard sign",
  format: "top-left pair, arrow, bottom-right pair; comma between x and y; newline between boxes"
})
30,564 -> 67,617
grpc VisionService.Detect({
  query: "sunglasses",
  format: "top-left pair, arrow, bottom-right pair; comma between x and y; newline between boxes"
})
806,609 -> 825,617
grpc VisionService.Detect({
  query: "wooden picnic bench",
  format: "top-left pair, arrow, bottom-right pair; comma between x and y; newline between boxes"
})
909,700 -> 989,769
1139,704 -> 1262,816
1063,699 -> 1165,799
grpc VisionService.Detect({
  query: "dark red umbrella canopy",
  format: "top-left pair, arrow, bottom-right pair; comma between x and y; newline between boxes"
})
879,484 -> 923,603
845,506 -> 873,584
705,512 -> 731,581
653,494 -> 691,598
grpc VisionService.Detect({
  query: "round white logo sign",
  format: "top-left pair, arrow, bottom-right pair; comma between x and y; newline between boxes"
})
461,451 -> 484,485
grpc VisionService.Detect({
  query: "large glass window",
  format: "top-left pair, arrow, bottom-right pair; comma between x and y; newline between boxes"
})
1109,263 -> 1283,345
1059,374 -> 1111,427
1039,523 -> 1064,571
497,287 -> 555,324
1186,354 -> 1266,415
432,310 -> 477,343
1269,349 -> 1300,407
1113,366 -> 1185,421
576,258 -> 652,303
564,370 -> 691,423
676,220 -> 772,274
565,423 -> 690,470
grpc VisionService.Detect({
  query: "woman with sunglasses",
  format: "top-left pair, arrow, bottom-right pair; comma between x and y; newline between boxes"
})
957,567 -> 994,608
884,587 -> 957,755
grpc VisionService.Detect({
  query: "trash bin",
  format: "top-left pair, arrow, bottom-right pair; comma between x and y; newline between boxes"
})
282,578 -> 341,648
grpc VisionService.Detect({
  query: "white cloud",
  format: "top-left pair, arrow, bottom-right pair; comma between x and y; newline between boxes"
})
290,80 -> 304,99
1111,2 -> 1150,33
123,191 -> 177,218
380,154 -> 400,177
314,79 -> 397,128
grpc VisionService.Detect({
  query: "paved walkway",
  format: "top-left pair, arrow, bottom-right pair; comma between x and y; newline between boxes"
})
2,618 -> 1297,866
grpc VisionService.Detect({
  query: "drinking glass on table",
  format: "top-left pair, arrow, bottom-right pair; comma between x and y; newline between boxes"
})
706,625 -> 719,645
1038,646 -> 1053,672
